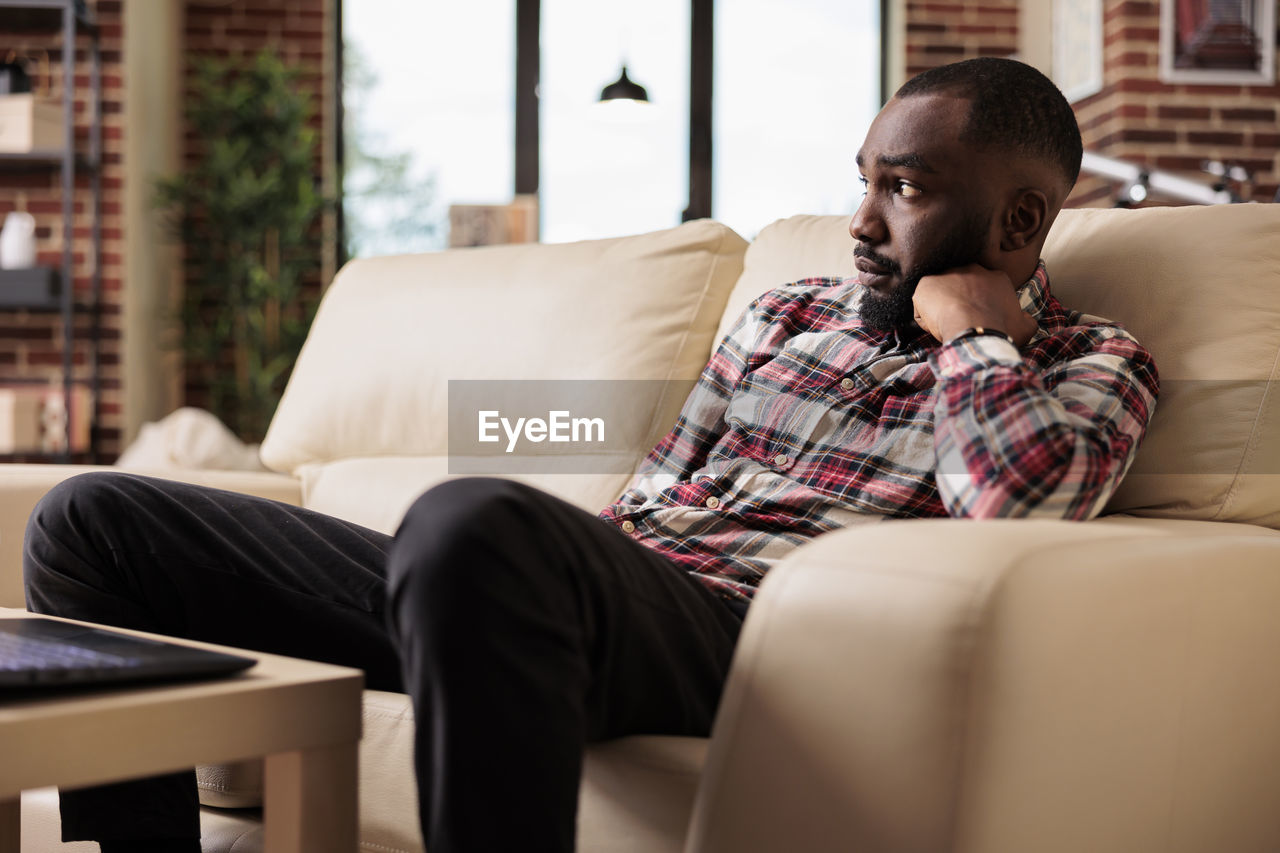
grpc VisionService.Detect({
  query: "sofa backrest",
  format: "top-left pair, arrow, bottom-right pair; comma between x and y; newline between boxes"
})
718,205 -> 1280,529
259,220 -> 748,531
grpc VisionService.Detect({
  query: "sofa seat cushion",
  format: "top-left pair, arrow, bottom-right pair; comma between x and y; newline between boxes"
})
298,456 -> 635,534
260,221 -> 748,512
720,207 -> 1280,529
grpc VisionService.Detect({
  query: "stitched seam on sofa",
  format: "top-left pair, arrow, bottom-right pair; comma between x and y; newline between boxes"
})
359,843 -> 412,853
1213,338 -> 1280,522
683,558 -> 796,844
365,708 -> 413,722
1156,554 -> 1197,852
197,781 -> 261,794
636,225 -> 734,465
946,553 -> 1023,848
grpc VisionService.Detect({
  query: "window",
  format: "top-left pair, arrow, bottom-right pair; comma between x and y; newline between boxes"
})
343,1 -> 516,256
341,1 -> 882,250
540,0 -> 690,243
714,0 -> 880,239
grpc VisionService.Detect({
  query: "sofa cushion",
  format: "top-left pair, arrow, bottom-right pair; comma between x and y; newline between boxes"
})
716,214 -> 857,344
298,456 -> 634,533
719,206 -> 1280,528
260,220 -> 748,493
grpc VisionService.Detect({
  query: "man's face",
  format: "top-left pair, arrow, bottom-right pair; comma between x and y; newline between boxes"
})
850,93 -> 999,332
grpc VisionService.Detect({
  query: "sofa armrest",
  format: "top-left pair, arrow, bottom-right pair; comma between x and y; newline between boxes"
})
0,464 -> 302,608
688,516 -> 1280,853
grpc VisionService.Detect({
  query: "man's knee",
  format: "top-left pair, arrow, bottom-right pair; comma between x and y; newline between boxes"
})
387,477 -> 555,619
24,472 -> 140,610
26,472 -> 129,557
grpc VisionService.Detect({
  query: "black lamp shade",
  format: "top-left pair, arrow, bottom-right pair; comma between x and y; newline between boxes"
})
599,66 -> 649,103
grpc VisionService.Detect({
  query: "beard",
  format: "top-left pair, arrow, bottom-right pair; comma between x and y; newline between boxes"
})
857,208 -> 991,333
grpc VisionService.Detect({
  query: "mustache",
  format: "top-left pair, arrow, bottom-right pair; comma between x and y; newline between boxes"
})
852,244 -> 901,276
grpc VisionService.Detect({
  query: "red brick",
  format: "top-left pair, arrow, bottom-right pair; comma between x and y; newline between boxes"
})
1114,26 -> 1161,41
955,24 -> 1015,34
1157,105 -> 1211,120
1114,1 -> 1158,16
1220,107 -> 1276,122
1114,51 -> 1153,67
1176,84 -> 1245,96
243,7 -> 289,20
0,327 -> 55,341
27,351 -> 86,367
1187,130 -> 1246,146
1123,128 -> 1178,143
1116,78 -> 1174,93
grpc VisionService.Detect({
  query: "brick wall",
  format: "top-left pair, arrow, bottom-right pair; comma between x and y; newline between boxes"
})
0,0 -> 329,460
905,0 -> 1020,77
902,0 -> 1279,207
0,0 -> 124,460
1071,0 -> 1279,206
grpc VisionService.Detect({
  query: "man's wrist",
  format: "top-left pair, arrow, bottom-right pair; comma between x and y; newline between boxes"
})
946,326 -> 1016,347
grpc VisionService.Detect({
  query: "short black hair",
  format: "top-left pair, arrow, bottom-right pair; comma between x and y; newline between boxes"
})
895,57 -> 1083,188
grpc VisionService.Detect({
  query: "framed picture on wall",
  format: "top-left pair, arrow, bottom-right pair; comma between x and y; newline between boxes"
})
1053,0 -> 1105,102
1160,0 -> 1277,84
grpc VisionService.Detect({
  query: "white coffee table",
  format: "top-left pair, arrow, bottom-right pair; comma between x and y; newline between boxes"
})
0,609 -> 364,853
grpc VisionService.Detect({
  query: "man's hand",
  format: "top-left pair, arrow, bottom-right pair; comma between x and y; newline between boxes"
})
912,264 -> 1038,347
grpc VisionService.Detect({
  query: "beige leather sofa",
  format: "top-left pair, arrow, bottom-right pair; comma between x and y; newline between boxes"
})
4,203 -> 1280,852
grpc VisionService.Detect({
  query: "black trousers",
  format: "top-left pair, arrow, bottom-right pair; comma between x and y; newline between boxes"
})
23,473 -> 744,852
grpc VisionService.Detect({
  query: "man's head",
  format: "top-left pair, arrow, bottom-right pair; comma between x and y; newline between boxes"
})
851,57 -> 1083,332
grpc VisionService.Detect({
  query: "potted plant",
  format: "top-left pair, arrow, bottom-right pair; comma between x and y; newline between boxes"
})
156,50 -> 323,442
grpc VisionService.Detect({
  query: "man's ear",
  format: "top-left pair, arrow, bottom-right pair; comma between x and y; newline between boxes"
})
1000,188 -> 1049,251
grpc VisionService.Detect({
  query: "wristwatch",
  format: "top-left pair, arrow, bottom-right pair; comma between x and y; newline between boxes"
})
947,326 -> 1015,346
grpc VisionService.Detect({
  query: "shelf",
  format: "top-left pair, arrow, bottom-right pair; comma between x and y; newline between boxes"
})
0,376 -> 95,386
0,1 -> 96,34
0,151 -> 98,172
0,0 -> 102,461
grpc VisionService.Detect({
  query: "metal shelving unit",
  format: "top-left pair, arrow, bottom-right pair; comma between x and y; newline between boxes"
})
0,0 -> 101,460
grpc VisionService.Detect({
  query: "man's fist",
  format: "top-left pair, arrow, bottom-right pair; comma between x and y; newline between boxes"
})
912,264 -> 1038,347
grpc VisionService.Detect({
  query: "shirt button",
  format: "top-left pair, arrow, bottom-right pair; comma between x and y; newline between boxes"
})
773,454 -> 789,466
621,520 -> 636,534
840,377 -> 854,390
705,496 -> 720,509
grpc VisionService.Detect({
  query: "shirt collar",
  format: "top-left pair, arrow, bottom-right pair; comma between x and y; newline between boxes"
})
1018,260 -> 1053,322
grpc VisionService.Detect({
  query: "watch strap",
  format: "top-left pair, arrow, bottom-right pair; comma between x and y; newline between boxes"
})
947,326 -> 1015,346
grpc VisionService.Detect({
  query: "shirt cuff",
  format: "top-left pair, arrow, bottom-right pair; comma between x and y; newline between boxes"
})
930,334 -> 1023,379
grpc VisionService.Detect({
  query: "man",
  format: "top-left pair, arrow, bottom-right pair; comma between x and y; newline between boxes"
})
24,57 -> 1157,853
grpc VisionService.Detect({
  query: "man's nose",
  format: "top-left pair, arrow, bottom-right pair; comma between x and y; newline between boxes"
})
849,195 -> 886,245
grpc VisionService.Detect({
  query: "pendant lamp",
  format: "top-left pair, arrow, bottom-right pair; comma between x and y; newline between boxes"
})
599,65 -> 649,103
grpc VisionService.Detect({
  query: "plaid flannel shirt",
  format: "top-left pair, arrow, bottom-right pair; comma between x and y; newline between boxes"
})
597,262 -> 1159,603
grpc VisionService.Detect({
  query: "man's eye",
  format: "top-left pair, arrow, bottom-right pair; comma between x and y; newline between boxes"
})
858,176 -> 869,194
895,181 -> 922,198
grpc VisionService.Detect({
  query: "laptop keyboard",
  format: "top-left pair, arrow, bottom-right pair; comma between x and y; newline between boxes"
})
0,629 -> 137,672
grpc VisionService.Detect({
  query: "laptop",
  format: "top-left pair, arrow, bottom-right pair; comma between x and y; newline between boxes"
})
0,615 -> 256,689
